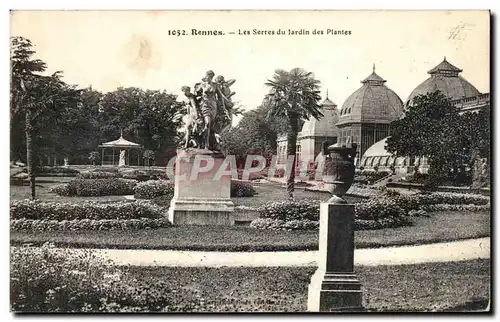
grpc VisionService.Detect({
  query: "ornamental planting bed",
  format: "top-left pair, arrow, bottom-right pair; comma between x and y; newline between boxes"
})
10,245 -> 490,312
11,210 -> 490,251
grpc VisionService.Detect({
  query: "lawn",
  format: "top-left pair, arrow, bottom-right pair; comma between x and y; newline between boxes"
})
10,178 -> 132,204
10,178 -> 346,206
232,182 -> 364,207
11,257 -> 490,312
10,210 -> 490,251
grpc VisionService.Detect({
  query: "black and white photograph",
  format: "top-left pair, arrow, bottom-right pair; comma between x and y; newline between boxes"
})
8,9 -> 491,313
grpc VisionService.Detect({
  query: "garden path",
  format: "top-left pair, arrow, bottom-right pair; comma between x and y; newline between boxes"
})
32,237 -> 490,267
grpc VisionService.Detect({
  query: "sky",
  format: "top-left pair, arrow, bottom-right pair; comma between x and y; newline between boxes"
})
10,10 -> 490,122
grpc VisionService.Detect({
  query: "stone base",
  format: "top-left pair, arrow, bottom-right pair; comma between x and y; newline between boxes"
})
168,149 -> 235,226
307,269 -> 363,312
168,198 -> 235,225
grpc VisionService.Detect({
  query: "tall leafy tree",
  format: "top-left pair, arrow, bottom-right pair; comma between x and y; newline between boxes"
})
98,87 -> 184,164
386,91 -> 489,187
220,104 -> 280,166
265,68 -> 323,198
10,36 -> 81,199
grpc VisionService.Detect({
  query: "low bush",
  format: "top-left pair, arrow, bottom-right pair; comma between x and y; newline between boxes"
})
420,204 -> 490,212
231,181 -> 257,197
120,169 -> 168,181
77,171 -> 120,179
50,179 -> 136,197
354,170 -> 391,184
10,200 -> 164,221
37,166 -> 80,175
90,167 -> 120,173
133,180 -> 174,199
253,190 -> 489,231
11,217 -> 171,232
250,218 -> 319,231
258,199 -> 320,222
10,245 -> 177,312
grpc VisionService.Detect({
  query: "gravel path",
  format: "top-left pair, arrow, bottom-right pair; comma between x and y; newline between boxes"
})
21,237 -> 490,267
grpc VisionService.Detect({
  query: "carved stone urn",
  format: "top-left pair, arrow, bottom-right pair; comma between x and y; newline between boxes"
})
322,142 -> 357,204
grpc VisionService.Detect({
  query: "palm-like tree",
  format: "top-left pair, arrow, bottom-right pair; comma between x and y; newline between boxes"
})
265,68 -> 323,198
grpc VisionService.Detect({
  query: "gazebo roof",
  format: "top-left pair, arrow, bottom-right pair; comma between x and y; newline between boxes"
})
99,135 -> 142,148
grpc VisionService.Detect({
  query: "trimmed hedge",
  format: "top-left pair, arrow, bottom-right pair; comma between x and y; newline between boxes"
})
77,171 -> 121,179
37,166 -> 80,175
10,200 -> 164,221
11,217 -> 171,232
131,179 -> 257,199
49,179 -> 136,196
90,167 -> 120,173
420,204 -> 490,212
134,180 -> 174,199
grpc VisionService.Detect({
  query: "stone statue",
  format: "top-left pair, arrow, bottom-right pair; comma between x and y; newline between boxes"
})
118,150 -> 126,167
181,86 -> 201,149
179,70 -> 236,151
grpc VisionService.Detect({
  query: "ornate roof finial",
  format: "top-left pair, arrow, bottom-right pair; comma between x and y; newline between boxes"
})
444,56 -> 447,61
120,129 -> 123,138
373,63 -> 376,73
326,89 -> 329,99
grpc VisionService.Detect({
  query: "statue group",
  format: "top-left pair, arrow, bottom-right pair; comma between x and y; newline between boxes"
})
180,70 -> 236,151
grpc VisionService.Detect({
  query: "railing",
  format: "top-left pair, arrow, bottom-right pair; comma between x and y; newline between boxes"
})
451,93 -> 490,109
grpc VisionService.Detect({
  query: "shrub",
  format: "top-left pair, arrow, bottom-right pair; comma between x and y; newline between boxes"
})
10,200 -> 164,221
90,167 -> 120,173
354,170 -> 391,184
231,181 -> 257,197
121,169 -> 168,181
11,217 -> 171,232
419,204 -> 490,212
37,166 -> 80,174
355,198 -> 406,221
258,199 -> 320,222
77,171 -> 120,179
133,180 -> 174,199
50,179 -> 136,197
10,245 -> 176,312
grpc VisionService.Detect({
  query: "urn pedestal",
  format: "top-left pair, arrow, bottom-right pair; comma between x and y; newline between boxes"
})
168,149 -> 235,226
308,143 -> 363,312
307,202 -> 362,312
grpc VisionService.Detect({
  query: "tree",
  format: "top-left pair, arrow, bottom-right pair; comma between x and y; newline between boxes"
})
11,36 -> 81,199
98,87 -> 184,165
143,150 -> 155,167
220,104 -> 280,166
88,151 -> 100,165
386,91 -> 486,187
265,68 -> 323,198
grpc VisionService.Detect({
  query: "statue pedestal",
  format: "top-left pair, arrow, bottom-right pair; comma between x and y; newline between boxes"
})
168,149 -> 235,226
307,201 -> 363,312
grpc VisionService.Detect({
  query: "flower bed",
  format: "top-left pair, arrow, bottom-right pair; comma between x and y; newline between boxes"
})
50,179 -> 136,197
11,217 -> 171,232
10,200 -> 164,221
134,180 -> 174,199
251,191 -> 490,231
